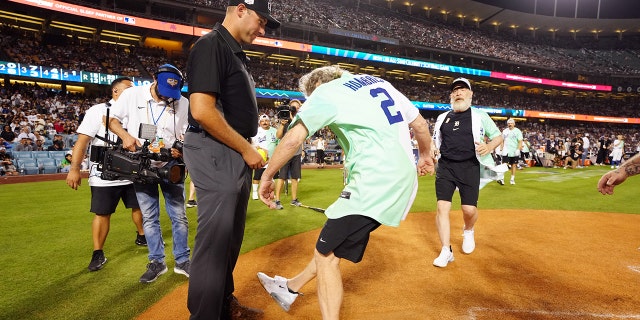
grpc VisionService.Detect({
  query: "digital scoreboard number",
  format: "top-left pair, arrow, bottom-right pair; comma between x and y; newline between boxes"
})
0,61 -> 81,82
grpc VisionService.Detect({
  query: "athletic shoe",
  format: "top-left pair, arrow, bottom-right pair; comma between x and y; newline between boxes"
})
88,250 -> 107,271
225,295 -> 264,319
290,199 -> 301,207
510,180 -> 515,185
462,229 -> 475,254
252,192 -> 259,200
135,233 -> 147,246
274,200 -> 284,210
174,260 -> 190,278
433,246 -> 454,268
186,200 -> 197,208
497,179 -> 504,185
139,260 -> 168,283
257,272 -> 299,311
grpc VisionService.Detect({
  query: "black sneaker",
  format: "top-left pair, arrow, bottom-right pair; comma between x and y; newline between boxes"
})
135,233 -> 147,246
186,200 -> 197,208
174,260 -> 190,278
88,250 -> 107,272
139,260 -> 168,283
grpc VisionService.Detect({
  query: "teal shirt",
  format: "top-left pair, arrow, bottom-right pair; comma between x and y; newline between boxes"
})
292,72 -> 419,227
502,127 -> 523,157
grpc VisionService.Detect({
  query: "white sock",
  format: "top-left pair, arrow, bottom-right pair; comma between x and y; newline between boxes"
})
252,184 -> 258,193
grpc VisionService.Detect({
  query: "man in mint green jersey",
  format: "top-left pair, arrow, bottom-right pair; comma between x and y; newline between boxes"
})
256,65 -> 435,319
500,118 -> 523,185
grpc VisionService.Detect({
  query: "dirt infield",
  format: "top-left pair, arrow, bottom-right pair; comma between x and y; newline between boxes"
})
137,209 -> 640,320
0,172 -> 89,184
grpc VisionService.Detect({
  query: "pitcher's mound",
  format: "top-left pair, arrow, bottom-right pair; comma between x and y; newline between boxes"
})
137,210 -> 640,319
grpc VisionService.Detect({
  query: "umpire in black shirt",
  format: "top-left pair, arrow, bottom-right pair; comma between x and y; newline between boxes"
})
183,1 -> 280,319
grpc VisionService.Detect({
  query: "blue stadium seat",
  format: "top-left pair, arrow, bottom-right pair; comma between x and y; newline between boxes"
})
38,158 -> 58,174
48,151 -> 66,160
13,151 -> 33,160
17,158 -> 39,175
32,151 -> 50,159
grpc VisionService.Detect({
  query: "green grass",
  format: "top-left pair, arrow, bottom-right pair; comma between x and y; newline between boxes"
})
1,165 -> 639,319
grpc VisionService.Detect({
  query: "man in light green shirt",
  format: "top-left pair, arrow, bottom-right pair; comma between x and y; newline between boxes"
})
256,65 -> 435,319
500,118 -> 523,185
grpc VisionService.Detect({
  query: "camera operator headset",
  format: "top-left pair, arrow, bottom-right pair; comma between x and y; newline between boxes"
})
107,64 -> 189,169
106,64 -> 191,284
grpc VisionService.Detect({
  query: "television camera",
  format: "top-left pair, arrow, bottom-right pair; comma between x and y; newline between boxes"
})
277,99 -> 297,120
91,123 -> 185,184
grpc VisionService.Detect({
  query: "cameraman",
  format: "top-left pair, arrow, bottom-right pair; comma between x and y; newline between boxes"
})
66,77 -> 146,272
108,64 -> 191,283
273,99 -> 303,209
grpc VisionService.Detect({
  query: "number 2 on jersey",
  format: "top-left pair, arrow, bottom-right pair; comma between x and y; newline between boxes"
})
370,87 -> 403,125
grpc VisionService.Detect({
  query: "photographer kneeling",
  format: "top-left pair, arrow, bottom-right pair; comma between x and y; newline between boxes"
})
108,64 -> 191,283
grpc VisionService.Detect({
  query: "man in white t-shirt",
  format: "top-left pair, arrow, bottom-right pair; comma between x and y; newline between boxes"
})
66,77 -> 146,272
581,133 -> 591,167
250,114 -> 277,200
108,64 -> 191,283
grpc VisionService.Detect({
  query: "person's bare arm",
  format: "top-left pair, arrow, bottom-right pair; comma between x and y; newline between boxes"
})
408,116 -> 435,176
598,152 -> 640,195
65,134 -> 92,190
189,92 -> 264,169
259,122 -> 308,208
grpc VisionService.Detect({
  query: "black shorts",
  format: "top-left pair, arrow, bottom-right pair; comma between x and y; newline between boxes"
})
316,149 -> 325,164
90,185 -> 139,215
435,157 -> 480,206
316,215 -> 381,263
253,168 -> 279,180
506,156 -> 519,165
253,167 -> 265,180
278,154 -> 301,179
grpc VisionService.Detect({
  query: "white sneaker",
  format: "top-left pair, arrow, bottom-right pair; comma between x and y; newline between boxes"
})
433,246 -> 454,267
252,192 -> 259,200
462,229 -> 475,254
510,180 -> 515,185
257,272 -> 299,311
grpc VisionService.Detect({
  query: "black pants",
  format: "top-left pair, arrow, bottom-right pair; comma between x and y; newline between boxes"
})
184,131 -> 251,320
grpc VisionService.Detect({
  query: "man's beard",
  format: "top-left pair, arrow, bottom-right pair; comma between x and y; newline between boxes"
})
451,100 -> 470,112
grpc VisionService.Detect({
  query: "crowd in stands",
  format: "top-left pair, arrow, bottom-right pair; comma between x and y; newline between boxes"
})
2,0 -> 640,174
156,0 -> 640,77
1,78 -> 638,174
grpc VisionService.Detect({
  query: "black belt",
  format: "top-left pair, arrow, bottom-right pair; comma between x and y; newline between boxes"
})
187,125 -> 251,143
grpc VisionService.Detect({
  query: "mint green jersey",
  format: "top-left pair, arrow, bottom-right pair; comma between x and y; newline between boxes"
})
292,72 -> 419,227
502,127 -> 523,157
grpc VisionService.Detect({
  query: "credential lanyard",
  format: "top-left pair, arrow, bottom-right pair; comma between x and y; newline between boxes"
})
148,100 -> 167,126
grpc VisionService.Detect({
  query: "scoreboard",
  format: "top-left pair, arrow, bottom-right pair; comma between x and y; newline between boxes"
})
0,60 -> 154,86
0,61 -> 82,82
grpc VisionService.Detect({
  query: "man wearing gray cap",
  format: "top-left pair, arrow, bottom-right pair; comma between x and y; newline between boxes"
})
431,78 -> 503,268
184,0 -> 280,319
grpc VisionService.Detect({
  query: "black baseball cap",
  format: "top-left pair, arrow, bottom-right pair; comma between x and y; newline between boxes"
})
229,0 -> 281,29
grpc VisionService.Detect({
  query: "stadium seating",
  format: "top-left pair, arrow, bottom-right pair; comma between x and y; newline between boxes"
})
32,151 -> 50,159
48,151 -> 66,161
16,158 -> 39,175
37,158 -> 58,174
12,151 -> 33,160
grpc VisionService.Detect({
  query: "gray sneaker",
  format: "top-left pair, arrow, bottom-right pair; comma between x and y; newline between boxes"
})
290,199 -> 301,207
274,200 -> 284,210
174,260 -> 190,278
139,260 -> 168,283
